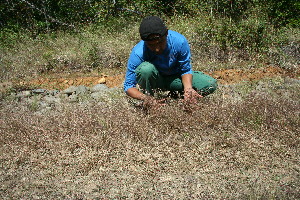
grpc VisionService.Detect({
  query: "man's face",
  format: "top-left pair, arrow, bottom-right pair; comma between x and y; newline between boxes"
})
145,34 -> 167,55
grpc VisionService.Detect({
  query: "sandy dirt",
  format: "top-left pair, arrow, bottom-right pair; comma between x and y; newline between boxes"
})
6,65 -> 300,90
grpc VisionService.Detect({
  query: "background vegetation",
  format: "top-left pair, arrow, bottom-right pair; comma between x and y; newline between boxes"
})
1,0 -> 299,30
0,0 -> 299,81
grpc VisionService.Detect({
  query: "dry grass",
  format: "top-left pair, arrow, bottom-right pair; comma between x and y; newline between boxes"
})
0,80 -> 299,199
0,15 -> 299,199
0,24 -> 138,81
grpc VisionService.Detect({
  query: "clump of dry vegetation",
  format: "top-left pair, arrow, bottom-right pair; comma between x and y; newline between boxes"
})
0,79 -> 299,199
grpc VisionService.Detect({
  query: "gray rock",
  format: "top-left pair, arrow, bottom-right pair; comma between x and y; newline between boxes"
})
48,90 -> 60,96
16,90 -> 31,98
58,93 -> 69,100
32,89 -> 47,94
108,87 -> 120,92
90,84 -> 109,93
91,91 -> 107,100
62,86 -> 77,95
6,83 -> 123,109
75,85 -> 89,95
284,77 -> 300,85
255,82 -> 266,91
43,95 -> 61,104
39,101 -> 49,108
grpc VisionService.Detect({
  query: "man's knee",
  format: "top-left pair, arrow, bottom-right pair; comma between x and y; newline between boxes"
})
192,71 -> 218,96
135,62 -> 156,79
202,80 -> 217,95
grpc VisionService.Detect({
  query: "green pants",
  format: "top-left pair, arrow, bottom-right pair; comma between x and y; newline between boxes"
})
135,62 -> 217,96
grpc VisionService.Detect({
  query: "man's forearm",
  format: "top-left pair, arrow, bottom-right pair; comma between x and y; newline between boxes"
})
126,87 -> 146,100
181,73 -> 193,91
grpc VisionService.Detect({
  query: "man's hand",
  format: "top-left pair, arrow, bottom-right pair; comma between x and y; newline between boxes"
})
141,94 -> 166,109
183,88 -> 202,104
181,74 -> 202,104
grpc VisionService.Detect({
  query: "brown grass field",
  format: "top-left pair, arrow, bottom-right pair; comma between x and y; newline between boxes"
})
0,76 -> 299,199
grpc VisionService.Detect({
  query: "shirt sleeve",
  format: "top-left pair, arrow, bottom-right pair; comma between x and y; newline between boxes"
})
178,37 -> 193,76
123,50 -> 144,92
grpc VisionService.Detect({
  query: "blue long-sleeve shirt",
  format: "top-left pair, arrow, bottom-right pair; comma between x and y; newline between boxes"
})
124,30 -> 192,92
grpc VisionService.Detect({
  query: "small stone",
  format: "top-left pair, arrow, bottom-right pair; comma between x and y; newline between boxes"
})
97,77 -> 106,84
68,94 -> 78,102
68,80 -> 74,85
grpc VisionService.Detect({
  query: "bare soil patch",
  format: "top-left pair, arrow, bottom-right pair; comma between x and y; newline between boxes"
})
11,65 -> 299,90
209,66 -> 289,84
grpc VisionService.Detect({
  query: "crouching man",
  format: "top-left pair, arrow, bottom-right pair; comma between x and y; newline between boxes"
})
124,16 -> 217,106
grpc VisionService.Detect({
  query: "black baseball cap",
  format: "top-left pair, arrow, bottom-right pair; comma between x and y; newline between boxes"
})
139,16 -> 168,41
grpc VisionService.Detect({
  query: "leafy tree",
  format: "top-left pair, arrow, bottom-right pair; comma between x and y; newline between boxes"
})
0,0 -> 101,31
261,0 -> 300,27
0,0 -> 298,32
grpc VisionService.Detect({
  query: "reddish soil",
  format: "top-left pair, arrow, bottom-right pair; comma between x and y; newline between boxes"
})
16,66 -> 300,90
208,66 -> 288,85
